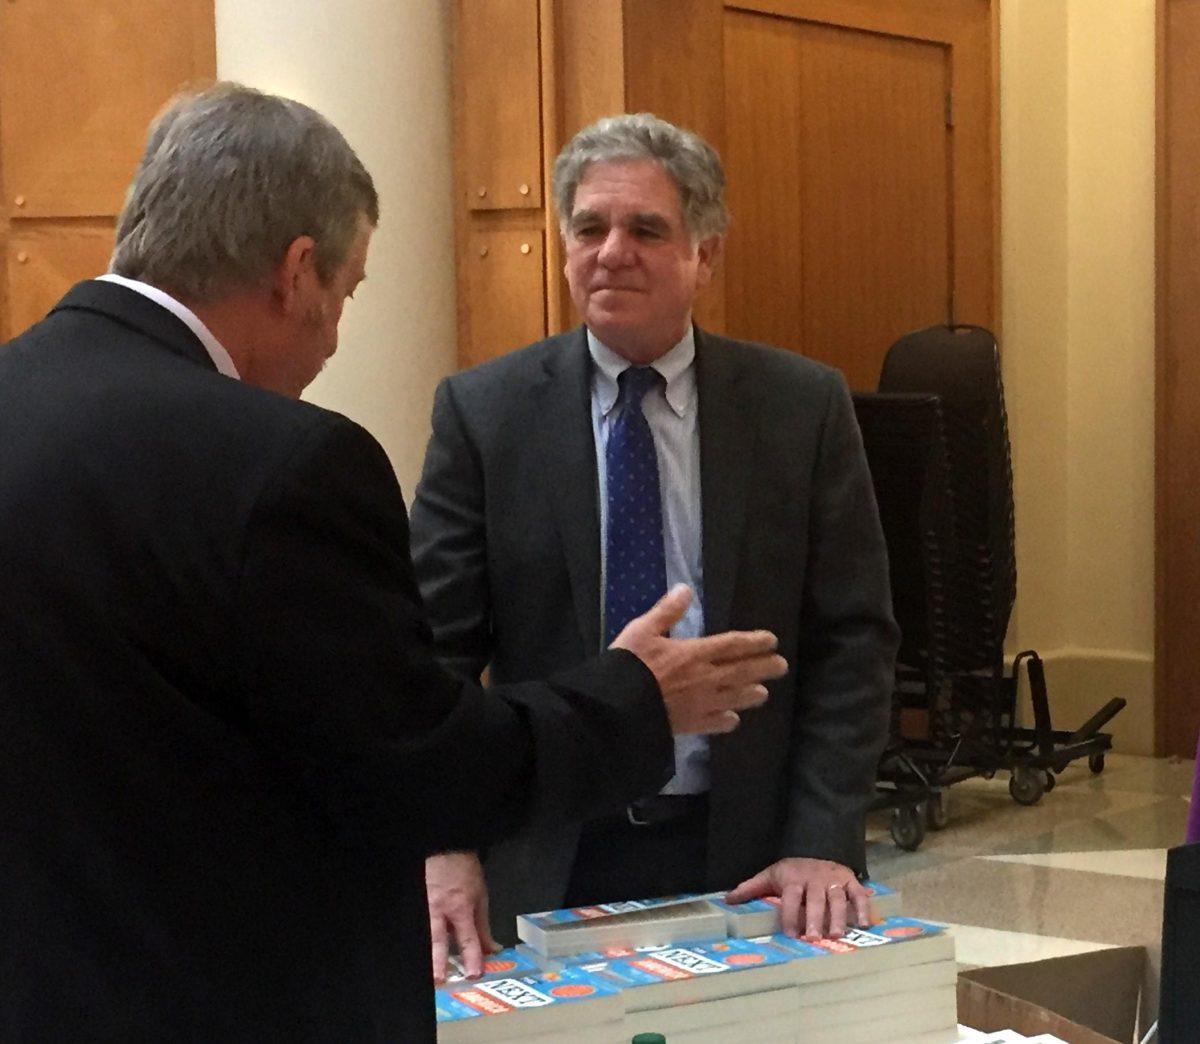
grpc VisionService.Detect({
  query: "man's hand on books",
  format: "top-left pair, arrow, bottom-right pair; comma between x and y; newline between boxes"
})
611,584 -> 787,735
425,850 -> 498,985
725,857 -> 870,940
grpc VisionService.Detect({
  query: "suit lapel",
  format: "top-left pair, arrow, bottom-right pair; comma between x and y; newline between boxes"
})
533,328 -> 603,654
697,329 -> 756,637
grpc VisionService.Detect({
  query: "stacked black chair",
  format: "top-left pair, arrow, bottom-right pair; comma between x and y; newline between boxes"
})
861,325 -> 1125,849
852,391 -> 955,849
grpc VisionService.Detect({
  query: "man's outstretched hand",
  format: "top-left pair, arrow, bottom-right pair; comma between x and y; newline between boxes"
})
612,585 -> 787,735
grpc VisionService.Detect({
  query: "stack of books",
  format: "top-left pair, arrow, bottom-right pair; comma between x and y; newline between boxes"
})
512,881 -> 902,953
435,883 -> 958,1043
435,966 -> 623,1043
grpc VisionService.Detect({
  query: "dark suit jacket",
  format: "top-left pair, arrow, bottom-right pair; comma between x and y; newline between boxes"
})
0,283 -> 674,1042
410,326 -> 899,938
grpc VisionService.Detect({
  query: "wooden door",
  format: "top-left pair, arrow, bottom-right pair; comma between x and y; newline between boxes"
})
720,1 -> 995,391
0,0 -> 215,340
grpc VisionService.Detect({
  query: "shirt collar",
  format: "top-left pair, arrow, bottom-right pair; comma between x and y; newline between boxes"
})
97,273 -> 240,380
587,325 -> 696,419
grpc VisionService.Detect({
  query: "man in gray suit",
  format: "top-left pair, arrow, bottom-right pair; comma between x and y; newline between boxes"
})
411,113 -> 899,983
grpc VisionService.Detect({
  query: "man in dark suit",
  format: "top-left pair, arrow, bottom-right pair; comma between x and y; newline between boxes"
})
0,87 -> 786,1041
412,113 -> 899,981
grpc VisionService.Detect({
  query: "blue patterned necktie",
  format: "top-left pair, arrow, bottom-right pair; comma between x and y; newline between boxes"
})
605,366 -> 667,644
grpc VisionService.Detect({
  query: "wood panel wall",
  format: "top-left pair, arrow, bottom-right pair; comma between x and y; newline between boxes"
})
0,0 -> 215,341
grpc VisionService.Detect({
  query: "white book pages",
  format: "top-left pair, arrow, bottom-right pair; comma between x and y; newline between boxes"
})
615,954 -> 799,1012
517,899 -> 727,958
624,985 -> 799,1035
795,956 -> 958,1006
435,983 -> 622,1044
663,1012 -> 800,1043
801,982 -> 957,1027
796,989 -> 960,1044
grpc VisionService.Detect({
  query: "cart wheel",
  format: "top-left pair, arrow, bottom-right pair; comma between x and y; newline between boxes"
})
890,806 -> 926,851
1043,771 -> 1056,793
1088,753 -> 1106,775
1009,765 -> 1045,806
925,790 -> 949,830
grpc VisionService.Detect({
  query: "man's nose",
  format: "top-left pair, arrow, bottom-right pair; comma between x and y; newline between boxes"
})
597,229 -> 632,267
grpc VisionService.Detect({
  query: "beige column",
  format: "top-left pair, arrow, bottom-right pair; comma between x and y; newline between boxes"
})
215,0 -> 457,494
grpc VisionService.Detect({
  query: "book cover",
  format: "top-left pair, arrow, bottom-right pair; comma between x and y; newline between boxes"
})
445,946 -> 546,985
568,936 -> 804,1011
434,966 -> 622,1043
761,918 -> 955,994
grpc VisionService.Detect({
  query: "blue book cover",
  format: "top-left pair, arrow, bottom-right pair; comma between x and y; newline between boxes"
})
434,966 -> 622,1025
779,915 -> 946,957
569,936 -> 798,991
445,945 -> 547,984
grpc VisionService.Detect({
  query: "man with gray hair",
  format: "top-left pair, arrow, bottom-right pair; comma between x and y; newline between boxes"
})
0,89 -> 786,1040
413,113 -> 899,981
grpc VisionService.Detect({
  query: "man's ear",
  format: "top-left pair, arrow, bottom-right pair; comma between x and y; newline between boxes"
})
273,235 -> 318,312
695,234 -> 723,288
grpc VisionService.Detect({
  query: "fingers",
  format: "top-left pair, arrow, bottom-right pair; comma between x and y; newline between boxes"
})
719,652 -> 788,686
726,683 -> 769,711
848,880 -> 872,928
702,628 -> 780,664
682,709 -> 739,736
724,870 -> 771,906
452,909 -> 485,979
430,917 -> 451,985
782,884 -> 805,939
803,884 -> 828,940
633,584 -> 693,638
824,884 -> 849,939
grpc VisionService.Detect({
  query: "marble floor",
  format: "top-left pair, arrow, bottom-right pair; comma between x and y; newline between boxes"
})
864,752 -> 1195,1032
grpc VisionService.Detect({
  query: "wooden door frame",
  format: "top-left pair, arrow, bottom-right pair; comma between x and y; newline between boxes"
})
1156,0 -> 1200,757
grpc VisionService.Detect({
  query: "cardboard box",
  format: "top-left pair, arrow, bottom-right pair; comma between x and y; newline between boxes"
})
957,947 -> 1146,1044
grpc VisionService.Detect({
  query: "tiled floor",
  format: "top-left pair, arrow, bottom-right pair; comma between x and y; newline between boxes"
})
865,753 -> 1195,1028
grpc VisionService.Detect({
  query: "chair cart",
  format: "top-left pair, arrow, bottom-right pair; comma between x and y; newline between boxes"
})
857,325 -> 1125,851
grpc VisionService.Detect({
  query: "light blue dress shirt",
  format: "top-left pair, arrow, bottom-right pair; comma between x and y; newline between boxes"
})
588,327 -> 709,795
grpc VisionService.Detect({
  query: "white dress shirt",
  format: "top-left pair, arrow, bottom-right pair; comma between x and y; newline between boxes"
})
97,273 -> 240,380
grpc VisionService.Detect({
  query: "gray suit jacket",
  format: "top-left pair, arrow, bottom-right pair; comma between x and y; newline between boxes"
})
410,326 -> 898,937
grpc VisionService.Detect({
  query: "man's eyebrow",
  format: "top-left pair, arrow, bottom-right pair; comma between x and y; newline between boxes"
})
569,209 -> 604,227
629,212 -> 670,230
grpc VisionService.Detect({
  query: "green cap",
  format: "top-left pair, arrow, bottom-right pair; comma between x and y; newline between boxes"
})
631,1035 -> 667,1044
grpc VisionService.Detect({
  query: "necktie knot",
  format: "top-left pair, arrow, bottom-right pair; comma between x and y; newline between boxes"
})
619,366 -> 663,410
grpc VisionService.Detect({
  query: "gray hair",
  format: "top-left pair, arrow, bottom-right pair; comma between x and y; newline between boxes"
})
551,113 -> 728,242
111,82 -> 378,303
